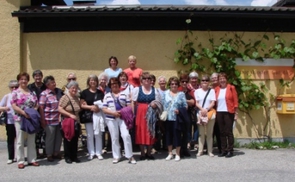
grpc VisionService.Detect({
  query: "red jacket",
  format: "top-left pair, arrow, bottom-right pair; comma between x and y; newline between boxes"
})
62,118 -> 75,141
215,84 -> 238,113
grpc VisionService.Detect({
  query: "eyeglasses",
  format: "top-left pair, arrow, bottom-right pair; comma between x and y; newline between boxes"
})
181,80 -> 188,83
68,78 -> 76,81
201,79 -> 209,82
10,86 -> 18,89
142,77 -> 151,80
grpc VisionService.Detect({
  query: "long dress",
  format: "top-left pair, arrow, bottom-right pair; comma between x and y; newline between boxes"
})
135,86 -> 156,145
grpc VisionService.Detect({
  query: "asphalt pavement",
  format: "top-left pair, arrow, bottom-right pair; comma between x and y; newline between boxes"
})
0,141 -> 295,182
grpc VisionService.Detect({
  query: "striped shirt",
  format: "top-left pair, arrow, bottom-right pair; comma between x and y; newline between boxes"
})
103,92 -> 130,120
39,88 -> 63,125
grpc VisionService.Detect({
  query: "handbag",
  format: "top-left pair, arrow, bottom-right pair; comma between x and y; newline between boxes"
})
0,95 -> 9,125
0,112 -> 7,125
65,95 -> 80,132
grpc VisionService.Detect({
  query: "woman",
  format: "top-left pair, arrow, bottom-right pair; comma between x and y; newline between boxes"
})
39,76 -> 63,162
11,72 -> 39,169
215,73 -> 238,158
157,76 -> 167,99
80,75 -> 105,160
194,75 -> 216,157
162,76 -> 188,162
118,72 -> 134,99
211,72 -> 221,154
132,72 -> 160,160
98,72 -> 111,94
124,55 -> 143,87
178,73 -> 195,157
0,80 -> 19,164
58,81 -> 81,164
150,74 -> 156,87
102,77 -> 136,164
104,56 -> 122,79
62,72 -> 81,96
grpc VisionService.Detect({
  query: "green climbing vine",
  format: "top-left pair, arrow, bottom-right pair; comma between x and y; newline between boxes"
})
174,19 -> 295,140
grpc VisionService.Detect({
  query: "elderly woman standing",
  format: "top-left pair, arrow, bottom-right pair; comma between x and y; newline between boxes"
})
102,77 -> 136,164
98,72 -> 111,94
132,72 -> 160,160
104,56 -> 122,79
11,72 -> 39,169
215,73 -> 238,158
0,80 -> 19,164
39,76 -> 63,162
58,81 -> 81,164
80,75 -> 105,160
162,76 -> 188,161
195,75 -> 216,157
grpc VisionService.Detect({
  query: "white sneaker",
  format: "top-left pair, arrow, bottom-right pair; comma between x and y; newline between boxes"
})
129,158 -> 137,164
88,155 -> 94,160
174,155 -> 181,162
97,155 -> 104,160
7,160 -> 13,164
165,154 -> 173,161
112,158 -> 120,164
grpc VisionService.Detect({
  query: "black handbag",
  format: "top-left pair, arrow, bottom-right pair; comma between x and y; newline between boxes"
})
0,112 -> 7,125
79,110 -> 93,124
79,90 -> 100,124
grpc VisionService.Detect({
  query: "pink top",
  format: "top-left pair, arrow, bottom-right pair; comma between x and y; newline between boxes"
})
124,67 -> 143,87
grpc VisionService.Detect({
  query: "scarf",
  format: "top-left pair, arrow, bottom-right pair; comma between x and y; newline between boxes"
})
145,100 -> 163,138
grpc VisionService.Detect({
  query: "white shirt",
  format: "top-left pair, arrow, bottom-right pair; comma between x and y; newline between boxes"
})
217,88 -> 228,112
194,88 -> 216,109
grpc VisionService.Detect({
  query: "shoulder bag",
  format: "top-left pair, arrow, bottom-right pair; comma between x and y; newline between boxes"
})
79,90 -> 99,124
0,95 -> 9,125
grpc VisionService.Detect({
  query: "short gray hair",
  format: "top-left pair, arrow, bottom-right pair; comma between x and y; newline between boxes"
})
211,72 -> 218,79
66,81 -> 79,89
189,71 -> 198,78
98,72 -> 109,83
8,80 -> 19,87
158,76 -> 166,83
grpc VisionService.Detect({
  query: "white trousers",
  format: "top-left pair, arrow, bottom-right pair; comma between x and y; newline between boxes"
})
198,118 -> 215,154
14,121 -> 37,164
85,122 -> 103,156
106,118 -> 133,159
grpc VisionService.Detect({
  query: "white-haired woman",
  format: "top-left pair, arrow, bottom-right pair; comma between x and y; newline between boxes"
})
58,81 -> 81,164
80,75 -> 105,160
0,80 -> 19,164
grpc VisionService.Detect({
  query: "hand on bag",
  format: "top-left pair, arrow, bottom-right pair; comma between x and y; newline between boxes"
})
174,109 -> 179,114
69,114 -> 77,120
114,111 -> 121,118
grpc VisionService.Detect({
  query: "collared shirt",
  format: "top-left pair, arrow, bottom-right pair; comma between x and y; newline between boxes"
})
39,88 -> 63,125
28,82 -> 46,100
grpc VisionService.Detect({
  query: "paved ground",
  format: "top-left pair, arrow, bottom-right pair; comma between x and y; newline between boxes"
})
0,141 -> 295,182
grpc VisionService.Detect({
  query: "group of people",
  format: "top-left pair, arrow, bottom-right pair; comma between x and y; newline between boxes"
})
0,54 -> 238,169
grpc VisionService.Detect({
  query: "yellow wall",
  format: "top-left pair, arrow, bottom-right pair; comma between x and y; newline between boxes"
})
1,1 -> 295,142
0,0 -> 30,139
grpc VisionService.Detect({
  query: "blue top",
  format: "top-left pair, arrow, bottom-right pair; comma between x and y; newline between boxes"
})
137,86 -> 155,103
162,90 -> 187,121
104,67 -> 122,78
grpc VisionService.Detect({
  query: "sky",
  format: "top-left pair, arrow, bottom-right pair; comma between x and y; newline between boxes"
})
64,0 -> 278,6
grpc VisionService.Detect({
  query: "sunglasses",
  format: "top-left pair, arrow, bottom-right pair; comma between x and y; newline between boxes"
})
181,80 -> 188,83
201,79 -> 209,82
10,86 -> 18,89
142,77 -> 151,80
68,78 -> 76,81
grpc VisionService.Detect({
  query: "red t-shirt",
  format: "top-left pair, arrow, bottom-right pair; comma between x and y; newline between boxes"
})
123,67 -> 143,87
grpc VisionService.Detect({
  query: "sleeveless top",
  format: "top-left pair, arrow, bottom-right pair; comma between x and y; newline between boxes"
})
137,86 -> 155,103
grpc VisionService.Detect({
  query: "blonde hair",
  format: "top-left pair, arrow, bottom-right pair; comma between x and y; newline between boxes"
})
128,55 -> 137,61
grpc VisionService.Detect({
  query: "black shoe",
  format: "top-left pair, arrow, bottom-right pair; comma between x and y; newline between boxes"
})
225,152 -> 234,158
139,155 -> 146,160
73,158 -> 81,163
65,159 -> 72,164
146,154 -> 155,160
218,152 -> 227,157
182,150 -> 191,157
